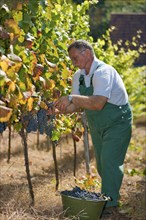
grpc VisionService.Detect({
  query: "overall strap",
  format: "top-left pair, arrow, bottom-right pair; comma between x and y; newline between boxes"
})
79,74 -> 85,86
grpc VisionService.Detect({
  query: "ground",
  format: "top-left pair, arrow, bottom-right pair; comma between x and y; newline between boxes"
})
0,117 -> 146,220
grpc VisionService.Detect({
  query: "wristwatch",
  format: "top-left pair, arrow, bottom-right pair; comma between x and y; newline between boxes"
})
68,95 -> 73,103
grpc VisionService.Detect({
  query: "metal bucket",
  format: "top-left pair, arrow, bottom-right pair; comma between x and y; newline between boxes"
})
61,192 -> 108,220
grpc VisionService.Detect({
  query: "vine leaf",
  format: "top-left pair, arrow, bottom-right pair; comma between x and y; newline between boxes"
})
5,19 -> 21,38
0,56 -> 10,72
45,79 -> 55,89
26,97 -> 34,112
7,81 -> 16,92
0,105 -> 12,122
44,57 -> 57,68
7,53 -> 22,62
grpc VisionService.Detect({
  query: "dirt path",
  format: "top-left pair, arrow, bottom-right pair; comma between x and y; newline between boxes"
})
0,121 -> 146,220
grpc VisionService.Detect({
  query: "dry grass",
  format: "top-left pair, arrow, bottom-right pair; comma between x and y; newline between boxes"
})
0,120 -> 146,220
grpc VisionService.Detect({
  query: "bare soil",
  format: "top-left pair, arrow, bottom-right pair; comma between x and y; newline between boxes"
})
0,118 -> 146,220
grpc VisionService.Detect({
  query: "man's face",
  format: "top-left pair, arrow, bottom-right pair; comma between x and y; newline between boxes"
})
68,47 -> 89,69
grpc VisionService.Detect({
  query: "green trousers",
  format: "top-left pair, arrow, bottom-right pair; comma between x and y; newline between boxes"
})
79,73 -> 132,207
86,103 -> 132,207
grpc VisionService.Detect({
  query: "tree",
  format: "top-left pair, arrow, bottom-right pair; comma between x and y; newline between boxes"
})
88,0 -> 146,40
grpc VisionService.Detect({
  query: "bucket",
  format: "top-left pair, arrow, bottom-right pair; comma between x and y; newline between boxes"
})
61,192 -> 108,220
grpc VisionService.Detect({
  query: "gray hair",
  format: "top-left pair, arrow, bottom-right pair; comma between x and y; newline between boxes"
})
68,40 -> 94,55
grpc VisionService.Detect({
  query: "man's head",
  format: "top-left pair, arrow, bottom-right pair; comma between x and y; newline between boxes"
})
68,40 -> 94,70
68,40 -> 94,56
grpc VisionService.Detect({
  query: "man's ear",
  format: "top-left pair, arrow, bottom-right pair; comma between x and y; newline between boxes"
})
86,49 -> 92,56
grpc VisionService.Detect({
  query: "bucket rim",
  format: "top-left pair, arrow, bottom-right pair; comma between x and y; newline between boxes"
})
60,191 -> 109,203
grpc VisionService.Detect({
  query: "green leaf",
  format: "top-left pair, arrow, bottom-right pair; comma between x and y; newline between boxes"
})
13,122 -> 22,132
51,130 -> 61,141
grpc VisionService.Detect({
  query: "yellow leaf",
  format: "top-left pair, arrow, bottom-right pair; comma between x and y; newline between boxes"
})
27,97 -> 34,111
9,96 -> 18,108
5,19 -> 21,37
7,63 -> 22,80
40,101 -> 48,110
87,178 -> 94,187
62,68 -> 70,79
0,58 -> 10,72
9,33 -> 14,41
45,71 -> 52,79
18,92 -> 26,105
60,79 -> 67,88
45,79 -> 55,89
18,35 -> 25,43
0,69 -> 9,86
40,54 -> 46,65
19,81 -> 26,91
0,106 -> 12,122
26,76 -> 33,90
29,52 -> 38,72
7,81 -> 16,92
19,99 -> 26,105
55,4 -> 61,11
60,61 -> 66,69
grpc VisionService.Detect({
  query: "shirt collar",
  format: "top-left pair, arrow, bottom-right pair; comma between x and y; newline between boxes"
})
80,56 -> 101,76
89,56 -> 101,76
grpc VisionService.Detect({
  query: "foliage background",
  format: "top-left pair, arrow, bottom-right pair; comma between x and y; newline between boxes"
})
73,0 -> 146,39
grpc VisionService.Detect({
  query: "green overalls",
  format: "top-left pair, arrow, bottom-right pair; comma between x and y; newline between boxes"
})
79,66 -> 132,207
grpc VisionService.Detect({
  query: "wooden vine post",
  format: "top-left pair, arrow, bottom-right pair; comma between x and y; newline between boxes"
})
7,124 -> 12,163
36,130 -> 40,150
72,130 -> 77,177
81,112 -> 90,175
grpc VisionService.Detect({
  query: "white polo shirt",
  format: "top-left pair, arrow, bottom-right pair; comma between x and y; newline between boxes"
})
71,56 -> 128,105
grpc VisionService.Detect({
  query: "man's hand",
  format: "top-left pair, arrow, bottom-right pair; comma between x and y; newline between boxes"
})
47,102 -> 59,115
54,96 -> 70,112
47,106 -> 60,115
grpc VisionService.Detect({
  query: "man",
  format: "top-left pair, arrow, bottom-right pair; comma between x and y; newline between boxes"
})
54,40 -> 132,216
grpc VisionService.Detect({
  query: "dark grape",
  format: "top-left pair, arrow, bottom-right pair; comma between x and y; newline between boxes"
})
61,187 -> 107,202
45,122 -> 54,136
23,102 -> 56,137
37,109 -> 48,134
0,122 -> 7,133
25,112 -> 38,133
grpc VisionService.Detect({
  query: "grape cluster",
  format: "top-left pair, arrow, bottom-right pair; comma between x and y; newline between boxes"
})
24,103 -> 55,137
24,112 -> 38,133
0,122 -> 7,133
37,109 -> 55,136
61,187 -> 107,202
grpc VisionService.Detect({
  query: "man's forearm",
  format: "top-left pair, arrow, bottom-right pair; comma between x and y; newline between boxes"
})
54,94 -> 107,112
71,95 -> 107,110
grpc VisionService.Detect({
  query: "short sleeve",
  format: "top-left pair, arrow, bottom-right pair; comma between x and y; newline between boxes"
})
93,67 -> 114,98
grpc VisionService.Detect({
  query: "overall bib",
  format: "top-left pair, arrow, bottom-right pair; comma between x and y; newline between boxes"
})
79,66 -> 132,207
